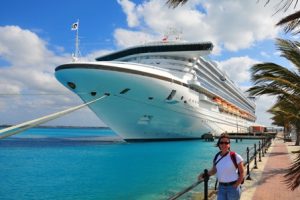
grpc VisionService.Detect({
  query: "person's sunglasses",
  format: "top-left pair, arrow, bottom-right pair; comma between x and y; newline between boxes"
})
219,142 -> 230,145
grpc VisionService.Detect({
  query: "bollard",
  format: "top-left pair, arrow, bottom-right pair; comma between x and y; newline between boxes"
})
265,138 -> 268,154
246,147 -> 252,180
262,139 -> 265,157
258,141 -> 262,162
236,138 -> 238,143
254,143 -> 258,169
204,169 -> 209,200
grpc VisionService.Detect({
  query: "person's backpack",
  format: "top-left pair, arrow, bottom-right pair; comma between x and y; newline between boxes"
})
213,151 -> 244,184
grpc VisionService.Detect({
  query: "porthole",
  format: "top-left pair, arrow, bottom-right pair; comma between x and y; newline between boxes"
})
120,88 -> 130,94
67,82 -> 76,89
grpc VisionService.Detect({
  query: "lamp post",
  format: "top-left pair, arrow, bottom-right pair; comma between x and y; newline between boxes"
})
236,115 -> 239,134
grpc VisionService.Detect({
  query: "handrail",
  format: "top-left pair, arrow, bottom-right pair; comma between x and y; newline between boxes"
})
168,180 -> 203,200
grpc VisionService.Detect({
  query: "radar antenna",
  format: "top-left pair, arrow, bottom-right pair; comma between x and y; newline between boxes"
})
162,27 -> 182,42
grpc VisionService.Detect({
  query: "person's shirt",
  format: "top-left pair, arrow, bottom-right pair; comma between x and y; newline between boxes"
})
215,152 -> 243,183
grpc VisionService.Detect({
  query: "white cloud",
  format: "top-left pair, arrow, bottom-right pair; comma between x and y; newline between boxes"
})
113,0 -> 288,52
0,26 -> 51,67
260,51 -> 270,58
218,56 -> 259,85
254,95 -> 277,127
0,26 -> 105,127
84,49 -> 114,61
117,0 -> 140,27
114,28 -> 158,48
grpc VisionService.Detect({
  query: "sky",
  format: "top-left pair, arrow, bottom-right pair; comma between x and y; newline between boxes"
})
0,0 -> 299,127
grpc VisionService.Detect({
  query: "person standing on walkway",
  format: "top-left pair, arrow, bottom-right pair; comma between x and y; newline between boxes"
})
198,133 -> 245,200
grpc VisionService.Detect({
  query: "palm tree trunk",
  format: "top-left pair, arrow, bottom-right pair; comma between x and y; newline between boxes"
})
295,123 -> 300,146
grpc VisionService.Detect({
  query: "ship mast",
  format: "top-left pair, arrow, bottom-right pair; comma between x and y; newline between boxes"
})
71,19 -> 80,61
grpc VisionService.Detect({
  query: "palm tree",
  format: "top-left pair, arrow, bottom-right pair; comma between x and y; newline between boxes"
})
268,106 -> 292,138
247,39 -> 300,190
268,98 -> 300,145
247,38 -> 300,146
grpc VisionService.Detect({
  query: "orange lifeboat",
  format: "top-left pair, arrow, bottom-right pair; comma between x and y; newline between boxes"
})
213,97 -> 222,104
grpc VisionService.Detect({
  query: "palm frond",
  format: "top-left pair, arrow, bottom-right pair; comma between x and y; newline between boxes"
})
284,150 -> 300,190
262,0 -> 300,34
276,39 -> 300,72
247,84 -> 300,98
249,63 -> 300,96
276,10 -> 300,34
268,96 -> 300,120
262,0 -> 298,13
166,0 -> 188,8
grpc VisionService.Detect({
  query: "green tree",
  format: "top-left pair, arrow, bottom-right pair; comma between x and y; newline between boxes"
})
247,39 -> 300,146
247,39 -> 300,190
268,98 -> 300,145
268,105 -> 292,136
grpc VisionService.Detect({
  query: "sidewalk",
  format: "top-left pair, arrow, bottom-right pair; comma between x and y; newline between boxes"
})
241,136 -> 300,199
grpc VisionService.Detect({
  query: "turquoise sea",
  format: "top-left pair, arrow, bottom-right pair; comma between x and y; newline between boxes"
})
0,128 -> 259,200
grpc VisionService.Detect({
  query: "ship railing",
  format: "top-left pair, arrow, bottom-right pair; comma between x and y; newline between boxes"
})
168,135 -> 273,200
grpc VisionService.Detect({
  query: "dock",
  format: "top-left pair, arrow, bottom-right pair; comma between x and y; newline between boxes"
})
241,133 -> 300,199
202,132 -> 277,141
226,132 -> 277,140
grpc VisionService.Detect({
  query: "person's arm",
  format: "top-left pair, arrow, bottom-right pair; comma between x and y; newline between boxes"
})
198,165 -> 217,181
233,162 -> 244,188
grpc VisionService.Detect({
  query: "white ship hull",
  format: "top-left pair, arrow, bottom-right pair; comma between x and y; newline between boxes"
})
55,61 -> 254,141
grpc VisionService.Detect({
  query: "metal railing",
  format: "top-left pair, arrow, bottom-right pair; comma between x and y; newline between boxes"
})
168,135 -> 273,200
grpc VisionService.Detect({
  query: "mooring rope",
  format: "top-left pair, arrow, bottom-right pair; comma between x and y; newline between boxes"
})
0,92 -> 89,96
0,94 -> 108,139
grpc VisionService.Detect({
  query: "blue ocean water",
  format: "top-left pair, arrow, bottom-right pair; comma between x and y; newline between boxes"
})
0,128 -> 259,200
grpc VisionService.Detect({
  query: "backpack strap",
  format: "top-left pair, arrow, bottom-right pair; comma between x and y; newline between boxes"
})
213,151 -> 221,166
213,151 -> 229,166
230,151 -> 244,184
230,151 -> 238,169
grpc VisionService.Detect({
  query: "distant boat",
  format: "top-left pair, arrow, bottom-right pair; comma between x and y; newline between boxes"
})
55,41 -> 255,141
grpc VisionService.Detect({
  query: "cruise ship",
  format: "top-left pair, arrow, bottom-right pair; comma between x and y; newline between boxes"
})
55,41 -> 256,141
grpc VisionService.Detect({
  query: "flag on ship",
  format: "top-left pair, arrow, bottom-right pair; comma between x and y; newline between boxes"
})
71,22 -> 78,30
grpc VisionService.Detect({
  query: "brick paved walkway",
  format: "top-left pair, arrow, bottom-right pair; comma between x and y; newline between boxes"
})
252,139 -> 300,199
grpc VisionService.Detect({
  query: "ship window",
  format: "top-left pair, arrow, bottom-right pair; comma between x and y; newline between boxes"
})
120,88 -> 130,94
148,97 -> 154,100
67,82 -> 76,89
91,92 -> 97,96
166,90 -> 176,100
181,96 -> 184,100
